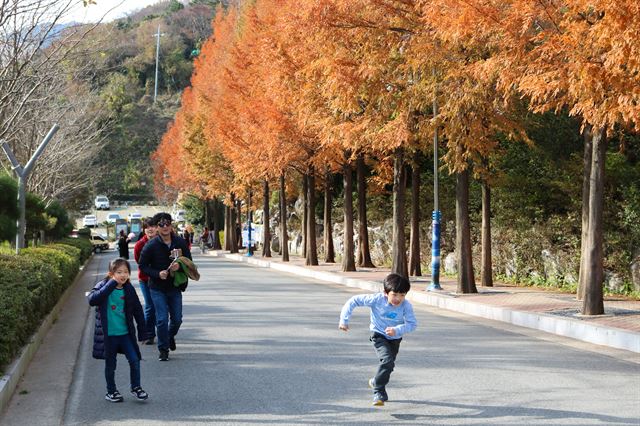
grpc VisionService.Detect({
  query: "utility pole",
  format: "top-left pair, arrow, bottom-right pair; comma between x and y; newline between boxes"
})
153,25 -> 164,103
1,124 -> 59,253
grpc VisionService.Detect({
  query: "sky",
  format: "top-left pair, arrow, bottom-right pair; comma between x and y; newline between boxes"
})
63,0 -> 167,23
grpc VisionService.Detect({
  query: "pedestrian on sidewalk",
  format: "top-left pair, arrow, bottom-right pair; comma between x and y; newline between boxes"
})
139,212 -> 192,361
87,258 -> 151,403
133,217 -> 158,345
338,273 -> 417,406
117,230 -> 130,259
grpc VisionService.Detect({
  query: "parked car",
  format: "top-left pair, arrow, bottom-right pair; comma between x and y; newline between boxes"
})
106,213 -> 120,224
83,215 -> 97,227
173,209 -> 186,222
127,212 -> 142,222
90,234 -> 109,252
94,195 -> 110,210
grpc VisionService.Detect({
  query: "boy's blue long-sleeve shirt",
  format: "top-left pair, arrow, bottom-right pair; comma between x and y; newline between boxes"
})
339,293 -> 417,339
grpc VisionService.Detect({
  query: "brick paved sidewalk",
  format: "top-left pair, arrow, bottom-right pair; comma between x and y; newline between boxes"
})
209,248 -> 640,352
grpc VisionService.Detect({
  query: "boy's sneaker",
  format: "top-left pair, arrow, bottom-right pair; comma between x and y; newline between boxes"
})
368,379 -> 388,401
145,337 -> 155,345
131,386 -> 149,400
372,392 -> 385,406
158,349 -> 169,361
105,390 -> 124,403
169,336 -> 176,351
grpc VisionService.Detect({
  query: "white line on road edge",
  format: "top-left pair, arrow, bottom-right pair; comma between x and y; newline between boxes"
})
213,251 -> 640,354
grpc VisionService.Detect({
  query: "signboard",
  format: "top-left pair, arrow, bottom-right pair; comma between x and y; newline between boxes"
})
115,218 -> 128,238
241,223 -> 263,247
129,218 -> 142,241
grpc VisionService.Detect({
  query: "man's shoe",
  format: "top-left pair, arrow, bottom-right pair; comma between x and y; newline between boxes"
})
169,336 -> 176,351
131,386 -> 149,400
372,392 -> 385,406
105,390 -> 124,402
380,390 -> 389,402
144,337 -> 155,345
158,349 -> 169,361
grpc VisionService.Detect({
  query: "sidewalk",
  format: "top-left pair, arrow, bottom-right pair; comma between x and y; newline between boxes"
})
210,249 -> 640,354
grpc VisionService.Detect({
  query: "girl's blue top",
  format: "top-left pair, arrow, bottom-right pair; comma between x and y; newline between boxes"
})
339,293 -> 417,339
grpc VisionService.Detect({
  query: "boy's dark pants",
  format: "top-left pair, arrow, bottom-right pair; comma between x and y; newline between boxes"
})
370,332 -> 402,393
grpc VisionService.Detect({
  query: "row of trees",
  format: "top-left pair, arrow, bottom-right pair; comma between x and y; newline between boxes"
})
155,0 -> 639,315
0,0 -> 110,208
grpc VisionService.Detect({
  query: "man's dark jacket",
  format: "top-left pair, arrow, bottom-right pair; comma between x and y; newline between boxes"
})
87,278 -> 149,359
138,233 -> 192,292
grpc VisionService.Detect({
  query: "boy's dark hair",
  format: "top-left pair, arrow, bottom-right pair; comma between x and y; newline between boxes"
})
143,217 -> 155,229
383,273 -> 410,294
152,212 -> 172,224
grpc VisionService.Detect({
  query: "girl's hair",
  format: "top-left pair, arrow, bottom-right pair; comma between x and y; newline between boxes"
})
106,258 -> 131,279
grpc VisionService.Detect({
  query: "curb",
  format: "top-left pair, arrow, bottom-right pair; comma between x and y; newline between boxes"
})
0,256 -> 92,415
214,251 -> 640,353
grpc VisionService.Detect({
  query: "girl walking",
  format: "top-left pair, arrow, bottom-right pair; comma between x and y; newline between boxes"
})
88,258 -> 151,402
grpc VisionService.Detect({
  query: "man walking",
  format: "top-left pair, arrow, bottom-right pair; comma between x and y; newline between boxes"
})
138,212 -> 192,361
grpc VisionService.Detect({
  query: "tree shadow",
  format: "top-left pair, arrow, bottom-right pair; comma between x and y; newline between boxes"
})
390,400 -> 638,424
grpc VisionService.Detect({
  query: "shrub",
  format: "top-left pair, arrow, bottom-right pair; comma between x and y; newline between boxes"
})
0,255 -> 57,369
57,238 -> 92,263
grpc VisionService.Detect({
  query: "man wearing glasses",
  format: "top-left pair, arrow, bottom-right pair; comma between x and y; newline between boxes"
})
138,212 -> 192,361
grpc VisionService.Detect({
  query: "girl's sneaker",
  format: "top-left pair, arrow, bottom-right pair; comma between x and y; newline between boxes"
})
131,386 -> 149,400
105,391 -> 124,402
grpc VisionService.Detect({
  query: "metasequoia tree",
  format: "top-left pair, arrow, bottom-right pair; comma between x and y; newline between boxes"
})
429,0 -> 639,312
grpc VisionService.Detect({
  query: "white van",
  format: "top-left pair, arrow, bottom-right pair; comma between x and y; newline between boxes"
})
95,195 -> 110,210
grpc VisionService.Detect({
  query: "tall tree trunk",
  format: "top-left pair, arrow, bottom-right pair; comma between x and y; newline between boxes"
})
582,127 -> 607,315
204,198 -> 210,230
224,203 -> 232,251
356,154 -> 375,267
280,172 -> 289,262
277,185 -> 283,255
324,169 -> 335,263
577,125 -> 593,301
408,152 -> 421,276
212,197 -> 222,250
230,193 -> 238,253
481,181 -> 493,287
263,179 -> 272,257
342,159 -> 356,272
302,173 -> 308,258
306,168 -> 318,265
391,148 -> 408,278
456,167 -> 477,293
235,198 -> 242,250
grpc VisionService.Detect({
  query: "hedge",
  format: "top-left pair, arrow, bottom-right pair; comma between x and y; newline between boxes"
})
0,241 -> 89,373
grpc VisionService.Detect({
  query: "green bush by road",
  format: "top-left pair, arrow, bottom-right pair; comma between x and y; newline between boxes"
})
0,238 -> 92,373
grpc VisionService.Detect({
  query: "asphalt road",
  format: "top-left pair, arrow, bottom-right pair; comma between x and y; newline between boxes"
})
62,254 -> 640,425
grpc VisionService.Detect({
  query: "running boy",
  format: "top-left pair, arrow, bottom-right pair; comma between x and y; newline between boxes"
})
88,258 -> 151,402
338,273 -> 417,406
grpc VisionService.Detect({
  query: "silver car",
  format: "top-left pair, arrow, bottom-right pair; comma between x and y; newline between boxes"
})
83,214 -> 97,227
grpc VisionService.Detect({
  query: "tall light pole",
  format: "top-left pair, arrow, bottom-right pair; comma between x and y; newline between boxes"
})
153,25 -> 164,103
428,94 -> 442,291
1,124 -> 59,253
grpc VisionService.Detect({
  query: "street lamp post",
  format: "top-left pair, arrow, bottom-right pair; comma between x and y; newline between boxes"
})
247,190 -> 253,256
428,95 -> 442,291
1,124 -> 59,253
153,25 -> 164,103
